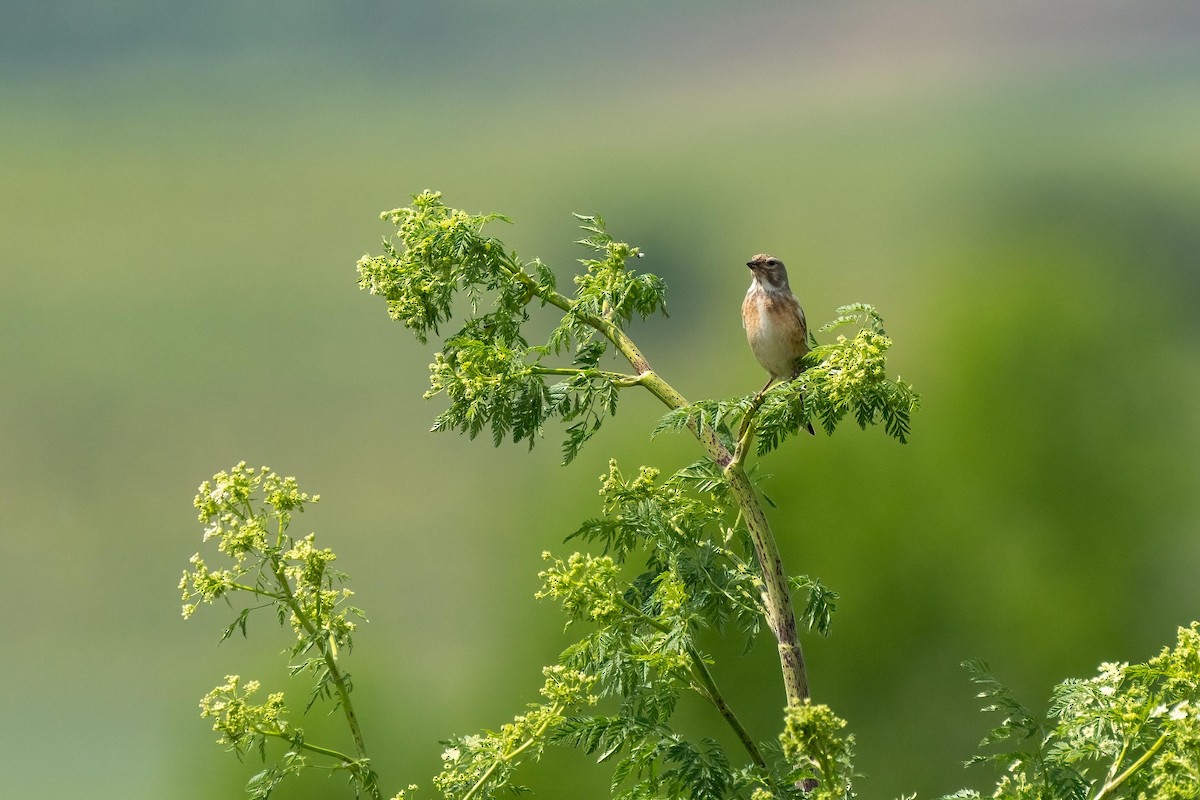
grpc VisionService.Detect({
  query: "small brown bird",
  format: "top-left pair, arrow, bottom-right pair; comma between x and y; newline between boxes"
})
742,253 -> 815,433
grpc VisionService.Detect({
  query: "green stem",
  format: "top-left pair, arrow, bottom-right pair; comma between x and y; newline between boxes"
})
260,730 -> 378,793
729,393 -> 768,472
1093,732 -> 1169,800
462,704 -> 564,800
229,582 -> 287,601
613,596 -> 768,768
611,336 -> 810,706
529,365 -> 642,386
261,730 -> 357,763
722,465 -> 810,705
691,651 -> 769,769
271,564 -> 380,800
1099,739 -> 1131,790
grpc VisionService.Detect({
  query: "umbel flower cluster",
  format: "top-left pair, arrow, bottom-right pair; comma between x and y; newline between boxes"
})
182,463 -> 358,649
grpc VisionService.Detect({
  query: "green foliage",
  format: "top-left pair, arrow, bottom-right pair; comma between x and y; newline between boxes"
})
181,463 -> 379,799
567,214 -> 667,330
757,304 -> 919,448
568,460 -> 764,637
652,303 -> 919,454
355,192 -> 527,345
802,304 -> 919,444
358,190 -> 666,464
946,623 -> 1200,800
199,676 -> 307,800
652,397 -> 754,446
789,576 -> 839,639
533,460 -> 859,799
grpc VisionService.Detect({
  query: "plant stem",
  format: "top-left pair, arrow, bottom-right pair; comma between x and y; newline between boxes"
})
691,650 -> 769,769
726,468 -> 810,704
511,262 -> 811,707
261,730 -> 378,795
529,365 -> 642,386
729,393 -> 768,472
462,704 -> 564,800
229,582 -> 287,601
1099,739 -> 1131,790
262,730 -> 357,763
610,333 -> 810,707
271,564 -> 381,800
1093,732 -> 1168,800
613,596 -> 768,768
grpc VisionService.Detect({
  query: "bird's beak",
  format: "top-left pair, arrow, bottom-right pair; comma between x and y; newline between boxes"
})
745,261 -> 755,269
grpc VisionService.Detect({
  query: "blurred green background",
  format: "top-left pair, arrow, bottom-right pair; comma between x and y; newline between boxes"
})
4,1 -> 1200,797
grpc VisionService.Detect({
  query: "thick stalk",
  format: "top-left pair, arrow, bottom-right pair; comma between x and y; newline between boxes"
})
609,328 -> 810,707
722,465 -> 810,705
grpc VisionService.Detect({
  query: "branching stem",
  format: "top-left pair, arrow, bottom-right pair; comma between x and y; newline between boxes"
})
612,596 -> 768,768
229,582 -> 287,601
729,392 -> 768,472
612,344 -> 810,706
505,257 -> 810,707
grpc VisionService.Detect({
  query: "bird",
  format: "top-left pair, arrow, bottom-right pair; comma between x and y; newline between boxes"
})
742,253 -> 816,434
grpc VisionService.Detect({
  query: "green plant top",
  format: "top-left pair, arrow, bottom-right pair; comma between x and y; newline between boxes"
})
356,191 -> 919,464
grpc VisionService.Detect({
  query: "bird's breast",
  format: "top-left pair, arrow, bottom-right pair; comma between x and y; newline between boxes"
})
743,286 -> 808,379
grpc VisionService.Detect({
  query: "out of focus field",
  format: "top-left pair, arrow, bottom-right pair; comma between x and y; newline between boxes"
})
3,3 -> 1199,798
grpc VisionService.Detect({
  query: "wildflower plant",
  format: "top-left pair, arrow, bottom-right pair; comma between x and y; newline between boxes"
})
352,191 -> 914,798
945,623 -> 1200,800
180,191 -> 1198,800
181,463 -> 378,799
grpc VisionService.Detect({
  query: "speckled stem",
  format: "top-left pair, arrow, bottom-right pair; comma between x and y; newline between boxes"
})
514,265 -> 811,707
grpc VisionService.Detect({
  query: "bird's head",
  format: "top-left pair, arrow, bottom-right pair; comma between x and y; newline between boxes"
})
746,254 -> 791,291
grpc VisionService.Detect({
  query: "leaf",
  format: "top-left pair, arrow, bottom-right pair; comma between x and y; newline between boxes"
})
221,607 -> 253,642
651,407 -> 695,439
